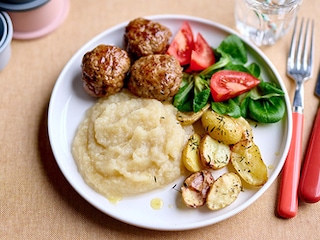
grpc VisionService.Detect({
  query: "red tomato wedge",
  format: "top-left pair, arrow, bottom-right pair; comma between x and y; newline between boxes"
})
167,21 -> 194,66
189,33 -> 215,71
210,70 -> 260,102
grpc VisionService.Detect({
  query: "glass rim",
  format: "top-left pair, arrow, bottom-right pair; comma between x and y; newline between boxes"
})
245,0 -> 303,8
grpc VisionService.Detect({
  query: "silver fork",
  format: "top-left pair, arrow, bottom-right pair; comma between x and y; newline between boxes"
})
277,18 -> 314,218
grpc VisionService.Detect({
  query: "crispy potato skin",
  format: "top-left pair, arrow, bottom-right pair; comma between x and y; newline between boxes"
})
201,110 -> 242,145
181,170 -> 214,208
206,172 -> 242,210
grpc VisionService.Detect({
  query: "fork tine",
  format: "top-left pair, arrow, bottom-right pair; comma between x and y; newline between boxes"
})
301,19 -> 309,70
287,18 -> 314,79
307,19 -> 314,74
287,18 -> 298,70
300,18 -> 314,76
295,18 -> 304,70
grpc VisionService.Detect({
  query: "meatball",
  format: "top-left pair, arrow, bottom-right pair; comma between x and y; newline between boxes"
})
124,17 -> 172,59
128,54 -> 183,101
81,44 -> 131,97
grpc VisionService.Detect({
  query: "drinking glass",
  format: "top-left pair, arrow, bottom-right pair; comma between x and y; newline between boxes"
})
235,0 -> 303,46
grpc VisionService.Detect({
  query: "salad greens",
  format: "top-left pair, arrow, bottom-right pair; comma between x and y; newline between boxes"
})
173,34 -> 285,123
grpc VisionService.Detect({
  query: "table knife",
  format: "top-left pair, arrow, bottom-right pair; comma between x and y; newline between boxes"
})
299,67 -> 320,203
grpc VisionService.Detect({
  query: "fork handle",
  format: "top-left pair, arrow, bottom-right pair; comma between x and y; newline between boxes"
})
299,108 -> 320,203
277,112 -> 304,218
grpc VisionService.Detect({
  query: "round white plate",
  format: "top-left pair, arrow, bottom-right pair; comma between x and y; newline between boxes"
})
48,14 -> 292,231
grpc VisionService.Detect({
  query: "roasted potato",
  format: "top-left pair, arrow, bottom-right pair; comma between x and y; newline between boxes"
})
181,170 -> 214,208
231,143 -> 268,187
201,110 -> 242,145
199,134 -> 231,169
206,172 -> 242,210
236,117 -> 254,142
230,117 -> 254,154
177,104 -> 210,126
182,133 -> 203,172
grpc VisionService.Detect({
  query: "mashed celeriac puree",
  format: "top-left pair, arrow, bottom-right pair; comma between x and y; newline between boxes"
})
72,90 -> 192,201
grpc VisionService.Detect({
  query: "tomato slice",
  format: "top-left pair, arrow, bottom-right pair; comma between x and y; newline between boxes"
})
210,70 -> 260,102
189,33 -> 215,71
167,21 -> 194,66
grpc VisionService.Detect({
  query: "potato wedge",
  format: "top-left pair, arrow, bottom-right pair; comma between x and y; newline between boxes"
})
177,104 -> 210,126
236,117 -> 254,142
181,170 -> 214,208
201,110 -> 242,145
231,143 -> 268,186
199,134 -> 231,169
206,172 -> 242,210
230,117 -> 254,154
182,133 -> 203,172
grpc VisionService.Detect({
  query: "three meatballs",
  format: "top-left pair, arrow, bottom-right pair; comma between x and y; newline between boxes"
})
81,17 -> 183,101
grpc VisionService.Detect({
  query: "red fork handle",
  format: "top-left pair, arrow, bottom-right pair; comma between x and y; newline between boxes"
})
299,108 -> 320,203
277,112 -> 304,218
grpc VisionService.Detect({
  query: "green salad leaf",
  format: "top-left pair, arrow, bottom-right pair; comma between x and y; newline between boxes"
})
240,81 -> 286,123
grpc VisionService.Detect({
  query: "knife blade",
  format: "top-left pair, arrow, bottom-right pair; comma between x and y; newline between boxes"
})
299,66 -> 320,203
315,67 -> 320,97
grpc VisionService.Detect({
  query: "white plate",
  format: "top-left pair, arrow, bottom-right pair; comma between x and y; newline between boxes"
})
48,15 -> 292,231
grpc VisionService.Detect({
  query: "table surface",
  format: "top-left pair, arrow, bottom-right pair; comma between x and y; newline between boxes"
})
1,0 -> 320,239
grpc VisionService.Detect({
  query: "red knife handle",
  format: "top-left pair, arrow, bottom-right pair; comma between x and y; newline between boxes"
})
277,112 -> 304,218
299,108 -> 320,203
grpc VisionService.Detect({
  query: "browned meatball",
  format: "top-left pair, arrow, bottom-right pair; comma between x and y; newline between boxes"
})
127,54 -> 183,101
81,44 -> 131,97
124,18 -> 172,59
